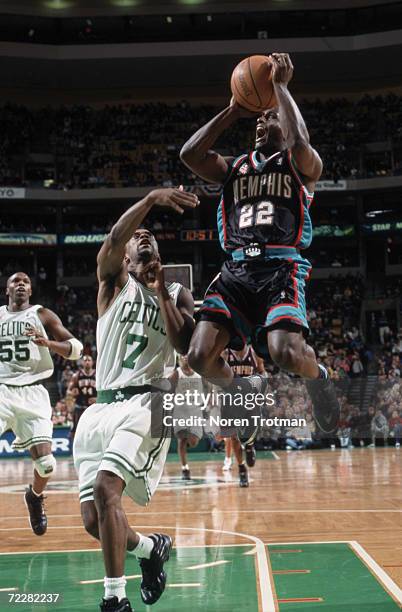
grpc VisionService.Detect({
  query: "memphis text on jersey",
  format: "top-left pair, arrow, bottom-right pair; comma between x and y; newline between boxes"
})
232,171 -> 292,205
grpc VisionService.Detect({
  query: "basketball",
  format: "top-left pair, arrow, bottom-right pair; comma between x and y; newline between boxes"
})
230,54 -> 277,112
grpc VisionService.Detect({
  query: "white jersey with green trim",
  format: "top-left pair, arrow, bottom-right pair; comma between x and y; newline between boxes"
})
0,304 -> 54,385
96,274 -> 183,390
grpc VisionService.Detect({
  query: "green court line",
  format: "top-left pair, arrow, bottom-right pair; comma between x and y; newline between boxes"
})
0,546 -> 258,612
268,543 -> 401,611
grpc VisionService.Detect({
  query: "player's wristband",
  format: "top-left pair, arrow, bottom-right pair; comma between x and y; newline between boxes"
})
68,338 -> 83,360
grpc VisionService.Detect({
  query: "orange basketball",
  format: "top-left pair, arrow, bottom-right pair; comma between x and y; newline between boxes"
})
230,55 -> 277,112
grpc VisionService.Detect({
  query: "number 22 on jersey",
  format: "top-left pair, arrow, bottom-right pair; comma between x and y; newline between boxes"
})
239,201 -> 275,229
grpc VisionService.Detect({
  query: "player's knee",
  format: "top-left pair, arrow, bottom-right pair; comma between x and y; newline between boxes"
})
33,454 -> 56,478
187,434 -> 199,448
270,343 -> 302,373
187,345 -> 210,375
93,478 -> 120,516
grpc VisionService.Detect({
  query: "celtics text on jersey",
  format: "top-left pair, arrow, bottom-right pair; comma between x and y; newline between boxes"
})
0,305 -> 54,385
96,274 -> 182,390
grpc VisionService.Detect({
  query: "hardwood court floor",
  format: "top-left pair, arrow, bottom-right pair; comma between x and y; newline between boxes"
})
0,448 -> 401,611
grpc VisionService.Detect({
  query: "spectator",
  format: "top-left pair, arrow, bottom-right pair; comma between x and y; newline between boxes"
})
370,408 -> 389,447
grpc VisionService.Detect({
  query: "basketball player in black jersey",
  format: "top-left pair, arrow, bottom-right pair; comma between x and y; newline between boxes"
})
68,355 -> 96,443
222,345 -> 266,486
181,53 -> 339,435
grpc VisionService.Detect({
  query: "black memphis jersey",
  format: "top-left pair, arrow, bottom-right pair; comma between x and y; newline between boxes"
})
75,369 -> 96,408
217,149 -> 313,253
227,347 -> 258,377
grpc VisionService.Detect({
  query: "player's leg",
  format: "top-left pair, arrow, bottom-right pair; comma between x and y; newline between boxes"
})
178,438 -> 189,475
188,319 -> 267,412
188,320 -> 232,380
268,328 -> 319,379
94,470 -> 132,576
29,442 -> 55,494
267,328 -> 340,434
222,437 -> 232,470
24,441 -> 56,536
81,499 -> 140,551
182,433 -> 199,479
231,435 -> 249,488
69,406 -> 83,444
97,393 -> 173,608
262,259 -> 340,434
12,385 -> 55,536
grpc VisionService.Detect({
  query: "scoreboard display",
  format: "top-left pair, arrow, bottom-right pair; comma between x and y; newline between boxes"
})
180,229 -> 218,241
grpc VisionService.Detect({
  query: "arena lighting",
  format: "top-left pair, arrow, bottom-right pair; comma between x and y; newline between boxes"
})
180,0 -> 206,5
366,209 -> 393,217
44,0 -> 75,8
111,0 -> 140,6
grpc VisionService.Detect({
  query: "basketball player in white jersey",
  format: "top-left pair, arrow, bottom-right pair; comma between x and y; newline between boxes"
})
171,354 -> 204,480
0,271 -> 83,535
73,186 -> 198,612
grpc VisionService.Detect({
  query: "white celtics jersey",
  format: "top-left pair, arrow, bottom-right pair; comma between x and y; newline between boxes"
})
96,274 -> 183,389
0,304 -> 54,385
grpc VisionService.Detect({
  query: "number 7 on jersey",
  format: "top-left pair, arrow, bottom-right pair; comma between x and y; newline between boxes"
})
122,333 -> 148,369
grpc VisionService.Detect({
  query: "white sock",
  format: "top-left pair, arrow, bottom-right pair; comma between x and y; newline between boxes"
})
104,576 -> 126,601
129,533 -> 154,559
182,464 -> 189,470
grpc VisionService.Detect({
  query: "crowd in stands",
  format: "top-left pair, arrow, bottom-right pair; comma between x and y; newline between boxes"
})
45,272 -> 402,452
1,94 -> 402,189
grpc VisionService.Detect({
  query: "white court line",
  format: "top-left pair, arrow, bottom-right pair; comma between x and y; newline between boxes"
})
0,587 -> 18,591
0,527 -> 276,612
186,560 -> 230,570
168,583 -> 201,588
128,525 -> 277,612
349,541 -> 402,606
2,508 -> 402,523
243,547 -> 257,556
271,452 -> 280,461
266,540 -> 351,546
0,544 -> 254,555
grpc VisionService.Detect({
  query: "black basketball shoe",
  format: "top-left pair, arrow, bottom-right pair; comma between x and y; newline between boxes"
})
305,366 -> 340,435
99,597 -> 133,611
245,443 -> 256,468
239,464 -> 249,488
24,485 -> 47,536
181,467 -> 191,480
233,374 -> 269,397
139,533 -> 173,605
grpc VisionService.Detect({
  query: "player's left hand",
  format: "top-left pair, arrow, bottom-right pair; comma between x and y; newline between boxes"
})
143,259 -> 165,293
270,53 -> 293,85
24,325 -> 51,347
